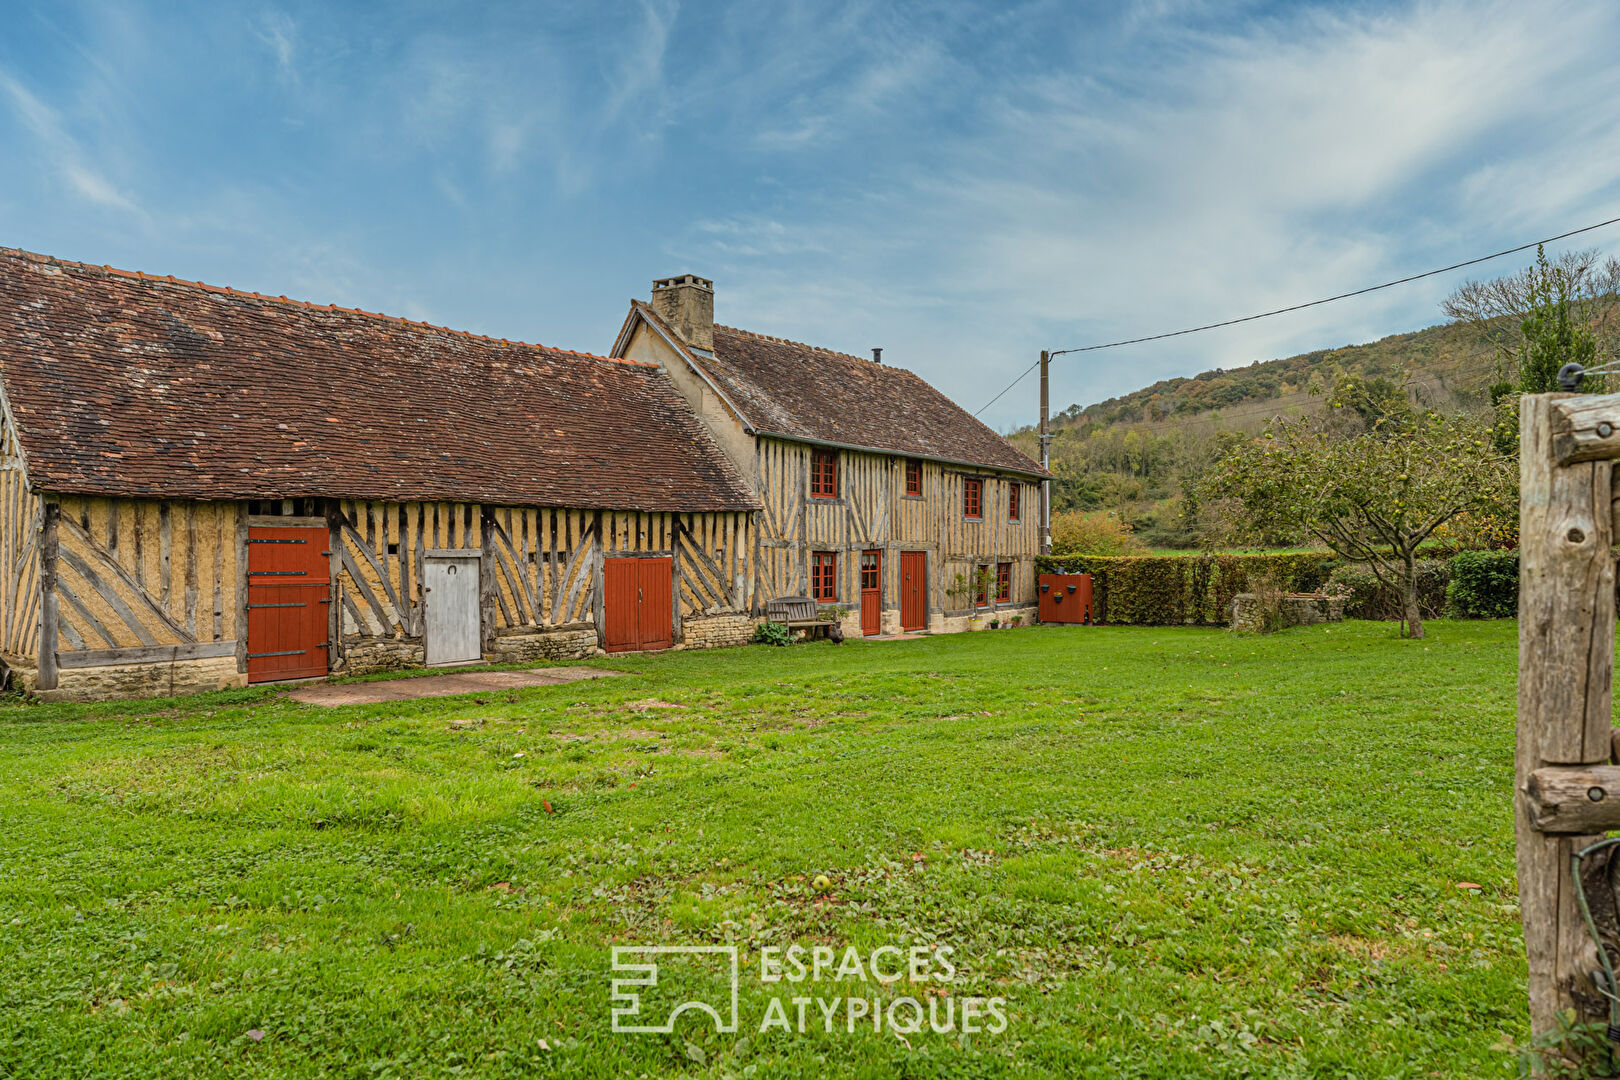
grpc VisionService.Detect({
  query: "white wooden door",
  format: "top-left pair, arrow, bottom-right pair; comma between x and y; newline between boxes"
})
423,555 -> 481,665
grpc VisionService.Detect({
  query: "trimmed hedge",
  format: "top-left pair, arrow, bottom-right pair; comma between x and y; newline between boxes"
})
1034,552 -> 1336,626
1446,550 -> 1518,618
1324,560 -> 1449,621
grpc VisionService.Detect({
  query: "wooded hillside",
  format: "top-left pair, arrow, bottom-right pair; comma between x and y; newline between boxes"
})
1005,318 -> 1500,547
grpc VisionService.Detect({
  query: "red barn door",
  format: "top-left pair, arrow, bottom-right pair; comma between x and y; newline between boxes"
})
603,556 -> 674,653
636,557 -> 673,651
900,552 -> 926,632
246,525 -> 330,683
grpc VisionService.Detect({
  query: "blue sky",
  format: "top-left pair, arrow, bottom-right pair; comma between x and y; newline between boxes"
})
2,1 -> 1618,433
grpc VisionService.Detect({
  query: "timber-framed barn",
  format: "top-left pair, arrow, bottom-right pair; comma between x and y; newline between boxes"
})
0,249 -> 761,700
612,275 -> 1048,637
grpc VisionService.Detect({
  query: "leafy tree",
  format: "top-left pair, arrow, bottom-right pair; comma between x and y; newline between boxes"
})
1325,372 -> 1412,433
1446,245 -> 1615,397
1203,412 -> 1514,638
1049,509 -> 1149,557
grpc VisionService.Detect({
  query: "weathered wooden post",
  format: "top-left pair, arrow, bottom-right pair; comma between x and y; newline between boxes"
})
1518,390 -> 1620,1055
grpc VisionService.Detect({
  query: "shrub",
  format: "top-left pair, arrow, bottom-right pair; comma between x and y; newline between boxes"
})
1325,560 -> 1449,621
1050,510 -> 1150,557
1246,569 -> 1288,633
1446,550 -> 1518,618
751,621 -> 792,647
1034,551 -> 1337,626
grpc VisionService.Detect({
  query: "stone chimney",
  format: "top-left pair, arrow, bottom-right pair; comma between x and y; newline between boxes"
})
650,274 -> 714,351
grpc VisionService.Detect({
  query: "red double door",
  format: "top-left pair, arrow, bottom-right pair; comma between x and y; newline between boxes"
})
246,525 -> 330,683
604,557 -> 674,653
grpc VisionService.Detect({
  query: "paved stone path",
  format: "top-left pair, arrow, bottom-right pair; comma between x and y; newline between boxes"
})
285,667 -> 622,706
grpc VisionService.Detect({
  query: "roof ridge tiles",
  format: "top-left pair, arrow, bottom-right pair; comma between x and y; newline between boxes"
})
714,323 -> 872,366
0,246 -> 658,369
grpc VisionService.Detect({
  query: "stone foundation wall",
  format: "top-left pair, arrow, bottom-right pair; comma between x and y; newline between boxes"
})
342,638 -> 426,675
489,628 -> 598,664
1,655 -> 37,694
680,614 -> 758,650
929,604 -> 1037,635
37,655 -> 248,703
1231,593 -> 1345,633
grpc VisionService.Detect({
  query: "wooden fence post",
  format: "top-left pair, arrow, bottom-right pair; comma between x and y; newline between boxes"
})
1517,392 -> 1616,1043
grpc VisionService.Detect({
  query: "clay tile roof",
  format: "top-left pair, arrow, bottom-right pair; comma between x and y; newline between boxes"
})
0,249 -> 757,511
644,304 -> 1045,477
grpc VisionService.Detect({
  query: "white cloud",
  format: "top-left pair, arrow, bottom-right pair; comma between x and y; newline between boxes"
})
254,9 -> 298,84
676,0 -> 1620,428
0,70 -> 141,215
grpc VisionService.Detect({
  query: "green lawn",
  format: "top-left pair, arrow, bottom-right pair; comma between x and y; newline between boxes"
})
0,621 -> 1528,1078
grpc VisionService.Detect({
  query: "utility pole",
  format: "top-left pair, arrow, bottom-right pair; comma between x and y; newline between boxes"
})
1039,349 -> 1051,554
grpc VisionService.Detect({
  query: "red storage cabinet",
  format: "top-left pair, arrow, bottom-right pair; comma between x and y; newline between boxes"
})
1038,573 -> 1092,624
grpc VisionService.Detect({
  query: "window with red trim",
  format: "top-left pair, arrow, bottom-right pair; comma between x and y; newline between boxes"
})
975,565 -> 989,608
812,552 -> 837,602
811,450 -> 839,498
997,562 -> 1011,603
964,478 -> 982,519
905,459 -> 923,497
860,551 -> 880,591
1009,483 -> 1020,521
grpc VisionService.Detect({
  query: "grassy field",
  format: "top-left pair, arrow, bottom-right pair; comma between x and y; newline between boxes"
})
0,621 -> 1528,1078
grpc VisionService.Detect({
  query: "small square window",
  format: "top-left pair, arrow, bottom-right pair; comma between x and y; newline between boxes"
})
905,459 -> 923,497
387,542 -> 400,556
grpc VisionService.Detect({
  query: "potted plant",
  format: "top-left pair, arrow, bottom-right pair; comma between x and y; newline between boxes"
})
948,568 -> 996,631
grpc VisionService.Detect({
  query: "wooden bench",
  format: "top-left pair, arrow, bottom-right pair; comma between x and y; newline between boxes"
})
766,596 -> 835,639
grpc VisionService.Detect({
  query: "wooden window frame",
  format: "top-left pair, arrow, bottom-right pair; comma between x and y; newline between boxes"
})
963,478 -> 983,520
996,562 -> 1011,603
811,449 -> 839,499
812,551 -> 837,602
860,550 -> 880,592
1009,482 -> 1020,522
904,458 -> 923,498
975,564 -> 990,608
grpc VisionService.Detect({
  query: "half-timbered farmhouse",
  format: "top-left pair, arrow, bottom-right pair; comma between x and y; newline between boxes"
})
0,250 -> 761,700
612,275 -> 1048,636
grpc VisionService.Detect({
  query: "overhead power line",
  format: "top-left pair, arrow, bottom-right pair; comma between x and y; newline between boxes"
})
976,212 -> 1620,416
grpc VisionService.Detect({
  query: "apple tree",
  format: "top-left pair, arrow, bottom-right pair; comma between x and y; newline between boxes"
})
1203,411 -> 1514,638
